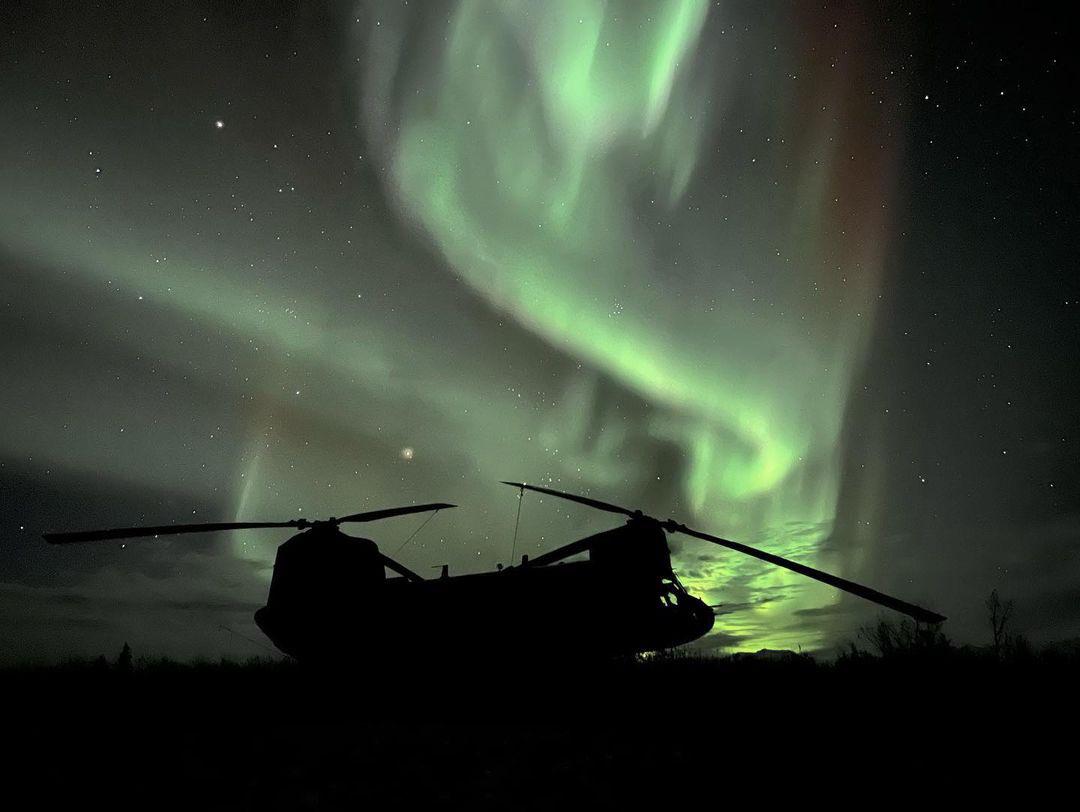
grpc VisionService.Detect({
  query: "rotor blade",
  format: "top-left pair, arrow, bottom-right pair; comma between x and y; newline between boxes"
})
44,504 -> 456,545
337,503 -> 455,523
667,522 -> 946,624
522,528 -> 617,568
500,482 -> 636,518
43,521 -> 303,545
380,553 -> 424,582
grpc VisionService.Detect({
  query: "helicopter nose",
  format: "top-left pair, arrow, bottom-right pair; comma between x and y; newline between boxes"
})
691,596 -> 715,636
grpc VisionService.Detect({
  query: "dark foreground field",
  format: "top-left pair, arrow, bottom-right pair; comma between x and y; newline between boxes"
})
3,639 -> 1077,806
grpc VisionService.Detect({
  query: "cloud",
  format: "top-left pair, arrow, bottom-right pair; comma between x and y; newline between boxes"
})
687,631 -> 749,653
792,602 -> 859,619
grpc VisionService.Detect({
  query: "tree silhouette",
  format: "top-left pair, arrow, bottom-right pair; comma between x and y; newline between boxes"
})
986,590 -> 1014,658
116,642 -> 133,672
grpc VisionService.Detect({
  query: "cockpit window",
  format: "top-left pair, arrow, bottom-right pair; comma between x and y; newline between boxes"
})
660,579 -> 683,607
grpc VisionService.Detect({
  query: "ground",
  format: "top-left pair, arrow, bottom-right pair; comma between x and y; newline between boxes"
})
3,647 -> 1075,805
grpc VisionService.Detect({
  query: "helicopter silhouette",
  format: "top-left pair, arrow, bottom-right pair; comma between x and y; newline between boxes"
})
43,482 -> 945,663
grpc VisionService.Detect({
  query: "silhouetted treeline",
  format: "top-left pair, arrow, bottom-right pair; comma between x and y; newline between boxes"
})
4,620 -> 1077,723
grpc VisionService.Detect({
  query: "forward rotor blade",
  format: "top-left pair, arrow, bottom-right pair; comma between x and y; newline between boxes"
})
380,553 -> 424,582
43,521 -> 302,545
667,522 -> 946,624
337,503 -> 455,523
500,482 -> 636,518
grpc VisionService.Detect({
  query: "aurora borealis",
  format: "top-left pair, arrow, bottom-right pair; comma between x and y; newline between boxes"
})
1,1 -> 1077,663
363,0 -> 904,645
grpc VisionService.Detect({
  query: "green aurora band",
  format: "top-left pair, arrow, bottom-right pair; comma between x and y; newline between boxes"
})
364,1 -> 901,648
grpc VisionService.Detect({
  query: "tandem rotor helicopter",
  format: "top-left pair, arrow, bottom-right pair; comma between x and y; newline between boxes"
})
44,482 -> 945,662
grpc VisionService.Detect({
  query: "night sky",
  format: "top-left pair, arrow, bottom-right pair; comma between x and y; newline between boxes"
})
1,1 -> 1077,664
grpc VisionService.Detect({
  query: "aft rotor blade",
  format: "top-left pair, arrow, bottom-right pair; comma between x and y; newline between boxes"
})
500,482 -> 636,518
522,529 -> 618,568
667,522 -> 946,624
43,521 -> 303,545
380,553 -> 424,582
337,503 -> 455,523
